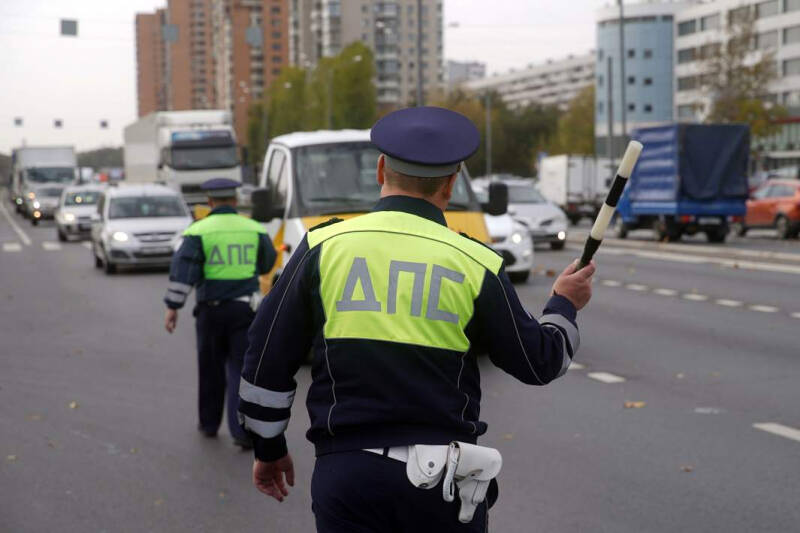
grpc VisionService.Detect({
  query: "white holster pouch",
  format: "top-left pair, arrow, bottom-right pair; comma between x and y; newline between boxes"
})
405,442 -> 502,524
249,291 -> 264,313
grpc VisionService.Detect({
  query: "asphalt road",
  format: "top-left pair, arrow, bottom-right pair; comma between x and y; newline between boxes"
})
2,199 -> 799,532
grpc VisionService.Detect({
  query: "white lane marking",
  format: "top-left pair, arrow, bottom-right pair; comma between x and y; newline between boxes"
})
753,423 -> 800,443
682,293 -> 708,301
601,280 -> 622,287
626,283 -> 648,292
749,305 -> 779,313
0,200 -> 32,246
82,241 -> 92,249
587,372 -> 626,384
42,242 -> 62,251
2,242 -> 22,252
653,288 -> 677,296
568,362 -> 585,371
716,299 -> 743,308
792,312 -> 800,319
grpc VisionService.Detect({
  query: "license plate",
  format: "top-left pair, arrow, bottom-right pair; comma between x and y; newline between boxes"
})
139,247 -> 172,255
79,223 -> 90,231
697,217 -> 721,225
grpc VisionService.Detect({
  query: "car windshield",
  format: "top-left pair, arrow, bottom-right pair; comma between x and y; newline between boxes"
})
108,196 -> 186,219
293,142 -> 477,215
27,167 -> 74,184
508,184 -> 546,204
170,146 -> 239,170
40,187 -> 64,198
65,191 -> 100,206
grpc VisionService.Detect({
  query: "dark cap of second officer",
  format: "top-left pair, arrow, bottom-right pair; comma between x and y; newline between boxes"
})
370,106 -> 480,178
201,178 -> 241,198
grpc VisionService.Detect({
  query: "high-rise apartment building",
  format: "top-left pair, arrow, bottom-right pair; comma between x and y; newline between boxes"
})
446,60 -> 486,90
464,53 -> 595,111
135,0 -> 289,142
289,0 -> 444,106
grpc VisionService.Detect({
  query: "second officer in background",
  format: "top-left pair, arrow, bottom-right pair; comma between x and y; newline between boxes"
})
164,178 -> 276,449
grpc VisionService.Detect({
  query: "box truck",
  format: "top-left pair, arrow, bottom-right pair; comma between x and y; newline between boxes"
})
10,146 -> 77,221
615,124 -> 749,243
123,110 -> 241,204
538,155 -> 612,223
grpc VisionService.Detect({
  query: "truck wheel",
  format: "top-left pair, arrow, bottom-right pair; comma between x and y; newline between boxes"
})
614,216 -> 628,239
550,241 -> 565,251
776,216 -> 792,239
31,217 -> 39,226
731,222 -> 747,237
508,271 -> 530,284
567,214 -> 581,225
705,227 -> 727,243
104,259 -> 117,275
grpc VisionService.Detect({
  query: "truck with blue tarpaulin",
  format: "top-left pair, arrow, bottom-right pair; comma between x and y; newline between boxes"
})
615,124 -> 749,243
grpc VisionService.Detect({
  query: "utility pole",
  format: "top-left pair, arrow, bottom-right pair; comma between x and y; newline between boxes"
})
606,57 -> 615,180
485,91 -> 492,177
618,0 -> 627,144
416,0 -> 424,106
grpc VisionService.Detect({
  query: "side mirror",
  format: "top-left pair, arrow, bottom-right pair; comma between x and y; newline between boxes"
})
251,188 -> 283,222
483,182 -> 509,216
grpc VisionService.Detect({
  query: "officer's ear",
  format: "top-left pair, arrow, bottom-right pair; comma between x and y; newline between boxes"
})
376,155 -> 387,187
442,172 -> 458,201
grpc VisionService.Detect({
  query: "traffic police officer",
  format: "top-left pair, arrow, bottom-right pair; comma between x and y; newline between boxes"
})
164,178 -> 276,449
238,107 -> 595,530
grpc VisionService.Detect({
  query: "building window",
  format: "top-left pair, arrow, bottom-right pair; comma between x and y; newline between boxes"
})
662,15 -> 673,22
644,77 -> 653,86
644,49 -> 653,59
700,13 -> 720,31
644,104 -> 653,113
678,75 -> 697,91
677,104 -> 695,119
729,6 -> 750,24
784,58 -> 800,76
272,32 -> 281,39
757,30 -> 779,50
678,20 -> 696,36
597,75 -> 604,87
788,0 -> 800,13
699,42 -> 721,60
627,49 -> 635,58
678,48 -> 696,64
598,49 -> 604,61
755,0 -> 779,18
784,25 -> 800,45
628,103 -> 635,112
628,76 -> 635,85
271,68 -> 282,75
272,43 -> 281,50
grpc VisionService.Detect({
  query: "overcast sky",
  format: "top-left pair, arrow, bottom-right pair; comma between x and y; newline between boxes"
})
0,0 -> 609,153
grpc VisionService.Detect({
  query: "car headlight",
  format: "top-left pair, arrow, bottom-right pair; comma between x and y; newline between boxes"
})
112,231 -> 129,242
27,192 -> 36,199
557,231 -> 566,241
33,201 -> 41,209
510,232 -> 524,244
63,213 -> 76,222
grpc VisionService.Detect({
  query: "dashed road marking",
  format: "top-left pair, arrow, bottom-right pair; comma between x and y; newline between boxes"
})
82,241 -> 92,250
626,283 -> 648,292
682,293 -> 708,301
2,242 -> 22,252
587,372 -> 626,384
0,200 -> 32,246
568,362 -> 585,371
792,312 -> 800,319
716,299 -> 743,308
601,280 -> 622,287
749,305 -> 779,313
653,288 -> 677,296
42,242 -> 62,251
753,423 -> 800,444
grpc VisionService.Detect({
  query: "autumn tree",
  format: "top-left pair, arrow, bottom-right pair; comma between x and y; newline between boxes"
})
700,7 -> 786,136
551,85 -> 595,155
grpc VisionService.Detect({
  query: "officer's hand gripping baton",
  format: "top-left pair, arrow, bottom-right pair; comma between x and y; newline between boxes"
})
577,141 -> 643,271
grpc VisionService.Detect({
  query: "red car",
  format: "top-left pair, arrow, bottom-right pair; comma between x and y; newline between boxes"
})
739,180 -> 800,239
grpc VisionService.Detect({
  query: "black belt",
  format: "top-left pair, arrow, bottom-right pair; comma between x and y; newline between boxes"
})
200,295 -> 251,307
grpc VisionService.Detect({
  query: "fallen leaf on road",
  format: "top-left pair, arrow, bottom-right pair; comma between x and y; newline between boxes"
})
71,349 -> 84,356
545,269 -> 556,277
694,407 -> 724,415
130,448 -> 138,454
711,372 -> 721,378
502,433 -> 514,440
675,373 -> 685,379
47,439 -> 58,449
218,491 -> 227,500
68,401 -> 78,409
624,401 -> 646,409
680,465 -> 694,473
6,455 -> 16,462
628,267 -> 636,274
27,414 -> 43,421
154,498 -> 164,506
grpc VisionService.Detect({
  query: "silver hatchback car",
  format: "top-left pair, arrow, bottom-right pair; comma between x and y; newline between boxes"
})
55,185 -> 104,241
91,184 -> 192,274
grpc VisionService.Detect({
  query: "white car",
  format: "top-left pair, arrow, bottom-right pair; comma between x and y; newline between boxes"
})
55,185 -> 104,241
91,184 -> 192,274
503,179 -> 569,250
472,182 -> 534,283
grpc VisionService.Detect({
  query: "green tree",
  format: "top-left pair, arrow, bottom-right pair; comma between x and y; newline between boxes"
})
551,85 -> 595,155
700,8 -> 786,137
246,100 -> 268,170
77,147 -> 123,169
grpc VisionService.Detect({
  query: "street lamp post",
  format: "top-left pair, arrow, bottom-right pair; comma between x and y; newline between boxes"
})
618,0 -> 627,146
416,0 -> 424,106
485,91 -> 492,177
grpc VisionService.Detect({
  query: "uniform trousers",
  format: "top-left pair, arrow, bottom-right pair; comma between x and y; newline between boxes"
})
194,300 -> 254,440
312,450 -> 489,533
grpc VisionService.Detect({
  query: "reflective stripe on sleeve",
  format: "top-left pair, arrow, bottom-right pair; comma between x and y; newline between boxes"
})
542,325 -> 571,378
165,292 -> 187,304
239,378 -> 296,409
539,313 -> 580,353
242,414 -> 289,439
168,281 -> 192,294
